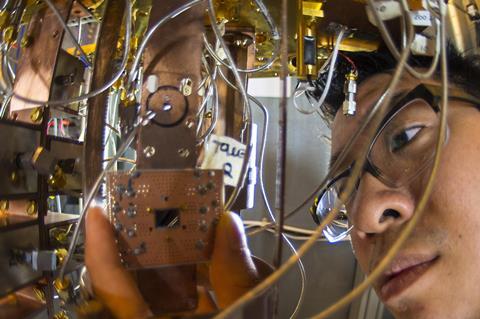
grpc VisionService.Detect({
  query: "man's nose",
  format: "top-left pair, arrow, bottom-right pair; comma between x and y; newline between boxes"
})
349,173 -> 415,239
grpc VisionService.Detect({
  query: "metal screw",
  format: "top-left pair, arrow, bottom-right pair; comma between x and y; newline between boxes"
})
178,148 -> 190,158
206,181 -> 215,190
30,107 -> 43,123
133,243 -> 146,255
127,228 -> 136,237
26,200 -> 38,216
185,118 -> 195,129
199,220 -> 208,232
114,223 -> 123,232
143,146 -> 156,158
197,185 -> 208,195
112,202 -> 121,213
180,77 -> 193,97
127,206 -> 136,218
195,240 -> 205,250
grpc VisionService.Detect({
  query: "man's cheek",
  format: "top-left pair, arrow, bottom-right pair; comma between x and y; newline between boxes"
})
350,237 -> 369,272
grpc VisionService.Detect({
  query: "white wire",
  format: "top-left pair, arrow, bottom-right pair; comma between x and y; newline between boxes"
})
197,56 -> 219,142
58,123 -> 140,279
206,0 -> 254,211
293,28 -> 347,115
366,0 -> 441,79
217,66 -> 306,319
127,0 -> 205,86
214,5 -> 416,317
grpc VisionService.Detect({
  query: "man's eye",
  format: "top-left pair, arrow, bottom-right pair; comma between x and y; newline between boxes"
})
390,126 -> 424,152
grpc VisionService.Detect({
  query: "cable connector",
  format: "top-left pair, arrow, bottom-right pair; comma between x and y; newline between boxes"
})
342,71 -> 358,116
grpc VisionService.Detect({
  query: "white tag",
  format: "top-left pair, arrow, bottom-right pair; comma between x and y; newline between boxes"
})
410,10 -> 432,26
201,135 -> 246,187
411,33 -> 434,56
366,0 -> 402,26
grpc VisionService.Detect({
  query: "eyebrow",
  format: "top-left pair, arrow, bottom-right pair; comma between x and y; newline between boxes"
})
329,89 -> 410,169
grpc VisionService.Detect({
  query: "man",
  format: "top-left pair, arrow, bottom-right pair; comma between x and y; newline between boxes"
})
311,49 -> 480,318
85,49 -> 480,319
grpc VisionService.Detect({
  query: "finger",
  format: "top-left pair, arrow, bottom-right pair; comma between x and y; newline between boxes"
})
210,211 -> 260,308
85,207 -> 152,319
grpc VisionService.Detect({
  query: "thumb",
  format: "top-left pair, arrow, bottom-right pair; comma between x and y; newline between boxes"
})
210,212 -> 260,308
85,207 -> 152,319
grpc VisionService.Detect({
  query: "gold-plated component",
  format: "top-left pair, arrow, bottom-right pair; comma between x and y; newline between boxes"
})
407,0 -> 425,10
33,286 -> 46,302
26,200 -> 38,216
3,294 -> 18,305
21,34 -> 33,48
0,11 -> 9,30
10,170 -> 19,184
76,300 -> 105,317
54,277 -> 70,292
53,310 -> 69,319
55,248 -> 68,265
0,200 -> 9,212
48,165 -> 67,189
0,200 -> 8,226
30,107 -> 44,123
3,26 -> 16,44
302,1 -> 324,17
146,207 -> 152,214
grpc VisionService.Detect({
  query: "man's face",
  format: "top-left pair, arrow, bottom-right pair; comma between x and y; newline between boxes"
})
331,72 -> 480,319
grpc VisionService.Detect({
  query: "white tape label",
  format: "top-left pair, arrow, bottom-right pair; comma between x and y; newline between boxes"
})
410,10 -> 432,27
201,135 -> 246,187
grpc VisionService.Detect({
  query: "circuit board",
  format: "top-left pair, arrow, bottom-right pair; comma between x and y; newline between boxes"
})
106,169 -> 224,269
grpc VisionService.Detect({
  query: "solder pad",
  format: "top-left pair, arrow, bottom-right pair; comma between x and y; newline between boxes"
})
106,169 -> 223,269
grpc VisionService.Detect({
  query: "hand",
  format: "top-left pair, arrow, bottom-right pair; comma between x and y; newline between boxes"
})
85,207 -> 260,319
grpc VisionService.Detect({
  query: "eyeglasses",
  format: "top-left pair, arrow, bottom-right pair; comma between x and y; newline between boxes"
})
310,84 -> 480,243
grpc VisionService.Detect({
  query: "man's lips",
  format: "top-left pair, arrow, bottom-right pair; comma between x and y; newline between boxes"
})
378,254 -> 439,301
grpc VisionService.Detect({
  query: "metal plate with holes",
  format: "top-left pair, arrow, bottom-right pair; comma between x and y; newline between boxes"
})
0,121 -> 40,196
0,225 -> 41,297
106,169 -> 223,269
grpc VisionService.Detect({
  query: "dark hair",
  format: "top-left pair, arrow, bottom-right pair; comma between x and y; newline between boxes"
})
314,46 -> 480,122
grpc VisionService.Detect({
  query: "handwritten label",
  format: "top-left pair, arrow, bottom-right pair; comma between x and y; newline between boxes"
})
201,135 -> 247,187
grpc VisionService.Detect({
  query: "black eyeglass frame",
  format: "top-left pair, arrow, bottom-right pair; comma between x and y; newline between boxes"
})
310,83 -> 480,226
